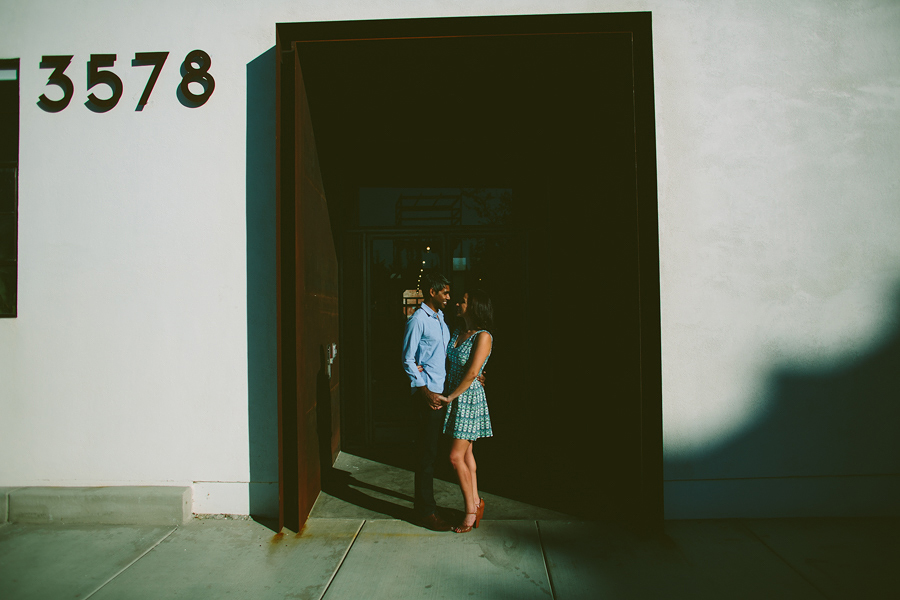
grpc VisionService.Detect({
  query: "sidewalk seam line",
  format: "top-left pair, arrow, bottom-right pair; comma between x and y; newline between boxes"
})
535,520 -> 558,600
82,526 -> 179,600
319,519 -> 366,600
737,519 -> 832,600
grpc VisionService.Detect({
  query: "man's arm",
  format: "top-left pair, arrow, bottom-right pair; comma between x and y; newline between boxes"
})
402,316 -> 446,409
401,316 -> 427,388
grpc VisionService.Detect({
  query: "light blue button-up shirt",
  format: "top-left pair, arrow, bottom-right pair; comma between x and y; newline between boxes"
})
402,303 -> 451,394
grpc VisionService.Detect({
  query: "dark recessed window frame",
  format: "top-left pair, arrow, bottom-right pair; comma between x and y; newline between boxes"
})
0,58 -> 19,318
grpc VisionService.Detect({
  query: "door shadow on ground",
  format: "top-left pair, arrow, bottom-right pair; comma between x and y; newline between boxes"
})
320,467 -> 418,523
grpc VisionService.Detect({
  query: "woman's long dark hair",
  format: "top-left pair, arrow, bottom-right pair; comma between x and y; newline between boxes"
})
465,289 -> 493,332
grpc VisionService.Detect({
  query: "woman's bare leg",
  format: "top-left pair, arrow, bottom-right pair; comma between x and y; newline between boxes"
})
465,442 -> 479,507
449,438 -> 477,528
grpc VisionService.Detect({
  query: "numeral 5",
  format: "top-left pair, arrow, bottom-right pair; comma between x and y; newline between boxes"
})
86,54 -> 123,112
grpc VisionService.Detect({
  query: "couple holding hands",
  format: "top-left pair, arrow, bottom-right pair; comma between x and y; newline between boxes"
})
401,272 -> 494,533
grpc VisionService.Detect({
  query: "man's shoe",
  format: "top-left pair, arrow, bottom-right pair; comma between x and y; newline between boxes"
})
420,512 -> 452,531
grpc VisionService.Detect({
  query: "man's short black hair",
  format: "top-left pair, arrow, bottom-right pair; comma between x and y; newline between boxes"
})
420,272 -> 449,296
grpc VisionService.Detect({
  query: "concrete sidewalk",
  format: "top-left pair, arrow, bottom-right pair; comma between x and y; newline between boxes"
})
1,452 -> 897,599
2,515 -> 897,599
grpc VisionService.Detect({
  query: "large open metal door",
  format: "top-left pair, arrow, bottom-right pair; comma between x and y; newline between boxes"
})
275,44 -> 340,532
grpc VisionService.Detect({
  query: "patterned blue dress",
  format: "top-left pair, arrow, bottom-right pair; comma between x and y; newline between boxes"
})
443,329 -> 493,440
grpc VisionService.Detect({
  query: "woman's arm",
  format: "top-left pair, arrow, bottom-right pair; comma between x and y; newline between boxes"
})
445,333 -> 493,402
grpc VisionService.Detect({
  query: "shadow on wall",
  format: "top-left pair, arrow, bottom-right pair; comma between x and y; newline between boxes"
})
246,47 -> 279,523
665,282 -> 900,518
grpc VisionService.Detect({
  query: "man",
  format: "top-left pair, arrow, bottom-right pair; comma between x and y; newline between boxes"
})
402,272 -> 452,531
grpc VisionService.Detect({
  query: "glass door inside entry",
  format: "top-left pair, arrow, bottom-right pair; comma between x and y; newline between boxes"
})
341,186 -> 527,448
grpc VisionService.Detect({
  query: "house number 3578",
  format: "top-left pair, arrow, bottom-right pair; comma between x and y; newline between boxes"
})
38,50 -> 215,112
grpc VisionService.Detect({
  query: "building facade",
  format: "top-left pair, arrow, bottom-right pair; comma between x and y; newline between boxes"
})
1,0 -> 898,523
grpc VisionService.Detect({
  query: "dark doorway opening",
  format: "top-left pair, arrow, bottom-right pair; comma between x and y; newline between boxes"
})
276,12 -> 662,530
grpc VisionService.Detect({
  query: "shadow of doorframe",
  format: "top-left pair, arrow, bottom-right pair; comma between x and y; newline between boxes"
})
246,46 -> 279,528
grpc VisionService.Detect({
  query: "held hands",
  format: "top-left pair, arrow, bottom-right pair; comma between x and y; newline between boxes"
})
416,365 -> 449,409
420,387 -> 448,410
428,391 -> 448,410
415,364 -> 469,409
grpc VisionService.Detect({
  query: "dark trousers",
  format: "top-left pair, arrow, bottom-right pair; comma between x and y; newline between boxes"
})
414,400 -> 446,517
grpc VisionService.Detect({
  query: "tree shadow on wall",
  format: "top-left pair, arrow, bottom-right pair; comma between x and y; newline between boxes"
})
246,47 -> 278,527
665,283 -> 900,516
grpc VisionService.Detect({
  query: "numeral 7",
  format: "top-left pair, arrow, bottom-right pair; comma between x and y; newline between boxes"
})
131,52 -> 169,110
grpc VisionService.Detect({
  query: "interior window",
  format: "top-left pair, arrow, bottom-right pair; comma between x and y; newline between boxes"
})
358,187 -> 512,228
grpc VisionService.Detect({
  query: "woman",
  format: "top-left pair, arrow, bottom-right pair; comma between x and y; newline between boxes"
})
442,289 -> 493,533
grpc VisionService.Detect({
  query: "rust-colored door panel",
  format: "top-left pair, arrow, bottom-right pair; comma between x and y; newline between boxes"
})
276,45 -> 340,533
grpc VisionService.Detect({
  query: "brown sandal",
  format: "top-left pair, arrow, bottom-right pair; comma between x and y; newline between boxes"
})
475,497 -> 485,528
454,512 -> 477,533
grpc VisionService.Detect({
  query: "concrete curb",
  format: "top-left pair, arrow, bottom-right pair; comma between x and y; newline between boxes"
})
7,486 -> 192,525
1,487 -> 22,524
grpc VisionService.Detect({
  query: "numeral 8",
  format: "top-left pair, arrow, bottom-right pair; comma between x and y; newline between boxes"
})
179,50 -> 215,106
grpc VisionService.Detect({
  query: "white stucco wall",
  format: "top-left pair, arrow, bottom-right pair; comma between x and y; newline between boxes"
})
1,0 -> 897,517
655,0 -> 900,517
